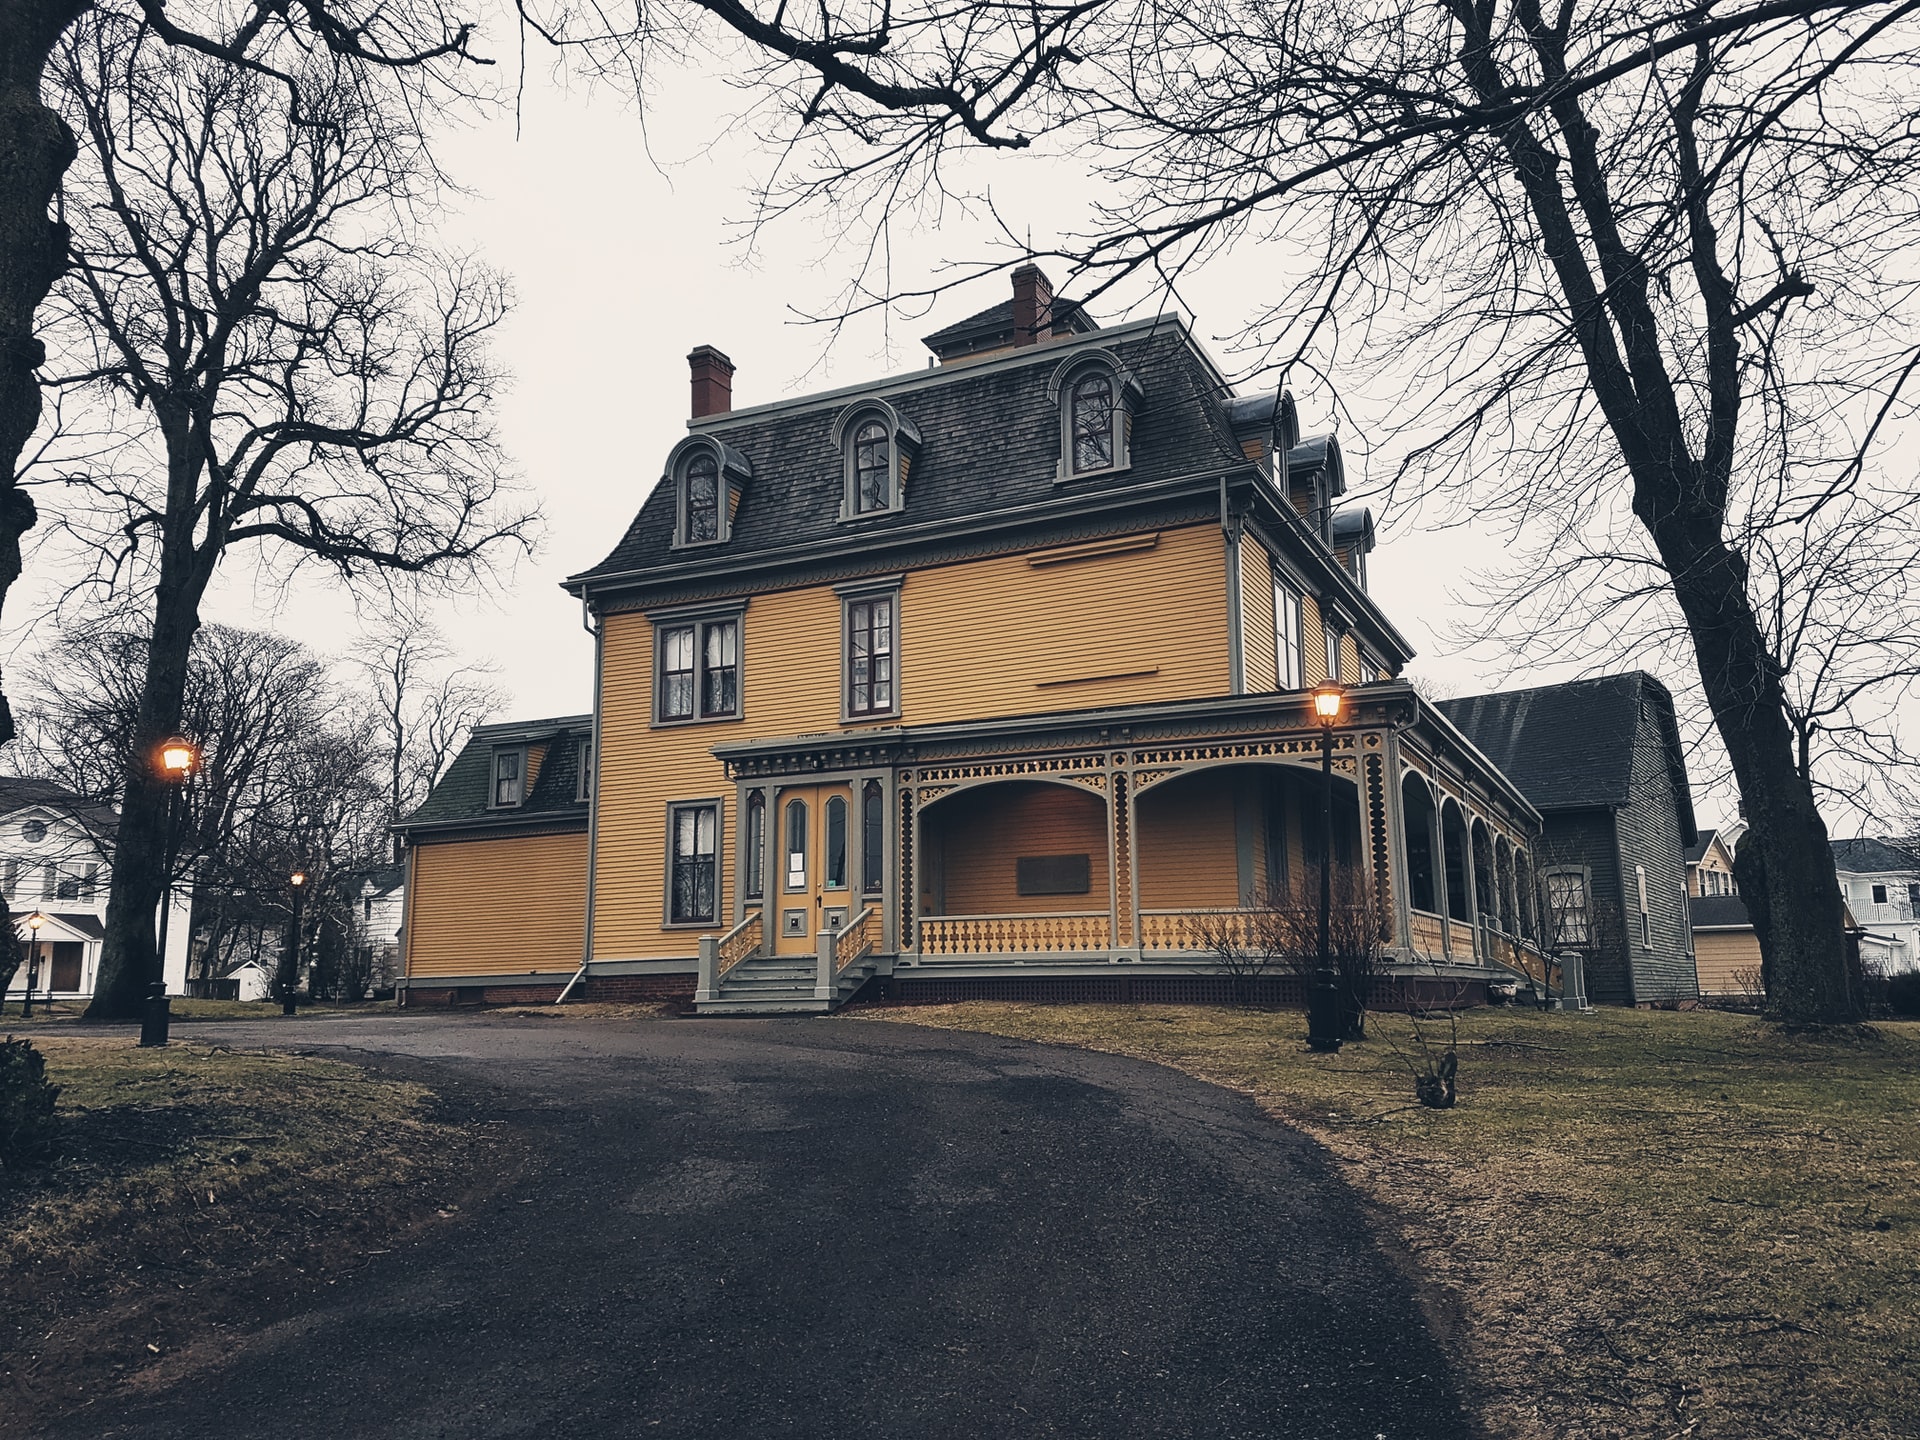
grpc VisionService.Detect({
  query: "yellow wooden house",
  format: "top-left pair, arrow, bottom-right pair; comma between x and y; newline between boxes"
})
396,269 -> 1552,1011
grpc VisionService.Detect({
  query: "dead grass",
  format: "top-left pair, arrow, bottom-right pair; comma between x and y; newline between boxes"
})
872,1002 -> 1920,1440
0,1035 -> 504,1434
0,999 -> 392,1023
487,1000 -> 680,1022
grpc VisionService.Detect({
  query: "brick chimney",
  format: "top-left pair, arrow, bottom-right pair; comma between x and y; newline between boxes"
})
1010,265 -> 1053,347
688,345 -> 735,419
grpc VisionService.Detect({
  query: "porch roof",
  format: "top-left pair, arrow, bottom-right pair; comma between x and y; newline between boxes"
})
711,682 -> 1542,823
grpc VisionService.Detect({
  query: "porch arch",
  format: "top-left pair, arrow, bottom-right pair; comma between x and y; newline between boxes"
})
917,778 -> 1110,920
1400,771 -> 1439,915
1440,798 -> 1472,922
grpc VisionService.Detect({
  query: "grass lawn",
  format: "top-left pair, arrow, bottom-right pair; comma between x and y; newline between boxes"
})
0,1035 -> 502,1435
873,1002 -> 1920,1440
0,998 -> 394,1023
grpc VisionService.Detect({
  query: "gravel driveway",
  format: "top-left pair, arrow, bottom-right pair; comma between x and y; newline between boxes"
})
51,1012 -> 1470,1440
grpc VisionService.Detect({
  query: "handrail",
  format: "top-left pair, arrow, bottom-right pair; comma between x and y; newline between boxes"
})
716,910 -> 764,979
833,906 -> 878,976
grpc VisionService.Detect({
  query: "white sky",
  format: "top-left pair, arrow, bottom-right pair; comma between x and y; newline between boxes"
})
12,58 -> 1750,828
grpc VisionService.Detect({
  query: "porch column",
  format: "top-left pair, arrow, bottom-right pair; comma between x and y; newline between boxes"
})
1383,734 -> 1413,953
1434,790 -> 1452,961
1362,745 -> 1393,945
1462,815 -> 1483,962
898,784 -> 918,956
1111,767 -> 1134,952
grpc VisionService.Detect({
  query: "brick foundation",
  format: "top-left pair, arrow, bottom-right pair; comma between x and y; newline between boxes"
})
851,972 -> 1488,1010
402,974 -> 696,1008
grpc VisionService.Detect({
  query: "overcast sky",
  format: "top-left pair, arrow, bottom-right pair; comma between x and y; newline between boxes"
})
13,55 -> 1745,826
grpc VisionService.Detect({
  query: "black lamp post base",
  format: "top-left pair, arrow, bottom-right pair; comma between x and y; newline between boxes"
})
139,983 -> 171,1048
1306,972 -> 1344,1053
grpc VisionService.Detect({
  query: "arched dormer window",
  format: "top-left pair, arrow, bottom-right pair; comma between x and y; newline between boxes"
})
832,401 -> 922,520
665,436 -> 752,548
1048,351 -> 1143,481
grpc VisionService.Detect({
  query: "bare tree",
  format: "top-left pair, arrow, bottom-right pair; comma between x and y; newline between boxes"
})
633,0 -> 1920,1025
31,20 -> 532,1017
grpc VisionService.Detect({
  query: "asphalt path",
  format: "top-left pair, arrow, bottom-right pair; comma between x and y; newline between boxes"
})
58,1013 -> 1473,1440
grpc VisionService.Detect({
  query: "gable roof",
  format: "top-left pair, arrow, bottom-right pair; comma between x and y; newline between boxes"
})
0,776 -> 119,838
1830,837 -> 1919,876
1684,827 -> 1719,865
566,319 -> 1248,591
395,715 -> 592,836
1436,672 -> 1697,844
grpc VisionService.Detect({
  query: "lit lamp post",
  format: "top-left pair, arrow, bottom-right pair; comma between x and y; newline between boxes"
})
282,868 -> 308,1017
1308,682 -> 1346,1053
22,910 -> 45,1018
142,734 -> 200,1048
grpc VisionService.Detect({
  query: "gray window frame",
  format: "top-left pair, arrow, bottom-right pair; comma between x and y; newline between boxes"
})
663,798 -> 725,929
649,601 -> 749,728
488,746 -> 529,810
837,577 -> 903,723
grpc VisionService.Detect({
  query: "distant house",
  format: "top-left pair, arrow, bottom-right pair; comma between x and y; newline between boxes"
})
355,866 -> 406,993
1439,673 -> 1699,1006
1687,828 -> 1740,897
1,776 -> 193,1004
1689,894 -> 1762,998
1830,837 -> 1920,974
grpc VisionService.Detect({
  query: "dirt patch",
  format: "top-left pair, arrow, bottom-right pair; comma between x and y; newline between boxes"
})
870,1003 -> 1920,1440
0,1036 -> 514,1435
484,1000 -> 681,1022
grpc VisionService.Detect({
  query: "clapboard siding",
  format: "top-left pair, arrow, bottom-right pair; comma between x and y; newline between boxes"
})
924,782 -> 1109,915
408,832 -> 587,976
1694,929 -> 1761,995
1240,539 -> 1278,693
1137,770 -> 1243,909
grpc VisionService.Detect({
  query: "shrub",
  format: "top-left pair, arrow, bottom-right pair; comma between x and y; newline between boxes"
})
1887,971 -> 1920,1019
0,1036 -> 60,1173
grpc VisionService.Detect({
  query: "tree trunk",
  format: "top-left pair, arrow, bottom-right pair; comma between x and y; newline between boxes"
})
0,0 -> 87,747
86,554 -> 206,1018
1654,514 -> 1856,1024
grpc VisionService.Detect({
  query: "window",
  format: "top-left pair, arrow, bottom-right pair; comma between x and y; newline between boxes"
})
55,869 -> 79,901
1274,575 -> 1304,690
1637,864 -> 1651,946
655,615 -> 741,723
784,798 -> 809,890
845,593 -> 896,718
80,865 -> 98,899
853,420 -> 891,513
21,820 -> 45,844
1358,655 -> 1380,684
491,748 -> 526,808
1908,882 -> 1919,912
1070,373 -> 1115,473
862,781 -> 884,895
825,796 -> 849,889
1324,624 -> 1343,682
669,803 -> 719,925
364,897 -> 374,920
744,791 -> 766,900
1872,883 -> 1889,905
576,737 -> 594,801
683,451 -> 720,543
1546,870 -> 1591,946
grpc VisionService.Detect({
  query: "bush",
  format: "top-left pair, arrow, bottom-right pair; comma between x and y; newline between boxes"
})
0,1036 -> 60,1173
1887,971 -> 1920,1019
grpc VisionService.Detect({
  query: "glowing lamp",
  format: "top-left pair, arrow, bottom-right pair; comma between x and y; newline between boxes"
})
27,911 -> 45,932
1311,683 -> 1345,724
290,869 -> 308,888
158,735 -> 200,777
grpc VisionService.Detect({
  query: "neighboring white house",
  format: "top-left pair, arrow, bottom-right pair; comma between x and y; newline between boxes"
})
2,777 -> 193,1004
1830,837 -> 1920,974
356,866 -> 406,995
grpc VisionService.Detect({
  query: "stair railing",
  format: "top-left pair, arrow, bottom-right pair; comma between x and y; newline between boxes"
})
697,909 -> 763,1003
815,906 -> 877,1002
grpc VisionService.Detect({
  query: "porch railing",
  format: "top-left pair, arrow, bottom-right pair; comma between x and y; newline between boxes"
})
1138,908 -> 1265,952
833,907 -> 878,977
918,912 -> 1110,956
716,910 -> 763,979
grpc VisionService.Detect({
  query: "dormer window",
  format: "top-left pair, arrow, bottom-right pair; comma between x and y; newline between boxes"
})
491,747 -> 527,808
834,401 -> 920,519
666,437 -> 751,548
1049,351 -> 1143,480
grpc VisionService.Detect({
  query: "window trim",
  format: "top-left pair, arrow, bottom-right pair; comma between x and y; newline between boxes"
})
664,436 -> 751,550
837,576 -> 903,723
1544,866 -> 1595,949
488,745 -> 529,810
663,797 -> 725,930
832,401 -> 920,521
575,736 -> 594,802
1047,351 -> 1143,483
648,600 -> 749,728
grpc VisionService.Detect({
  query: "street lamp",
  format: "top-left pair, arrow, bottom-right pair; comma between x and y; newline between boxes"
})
1308,683 -> 1346,1053
143,734 -> 200,1048
282,868 -> 308,1017
21,910 -> 45,1018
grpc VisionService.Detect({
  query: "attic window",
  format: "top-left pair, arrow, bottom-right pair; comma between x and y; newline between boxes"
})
1071,373 -> 1115,471
666,436 -> 750,548
491,747 -> 527,808
21,819 -> 45,844
853,422 -> 890,512
834,401 -> 920,520
1049,351 -> 1142,481
684,452 -> 720,542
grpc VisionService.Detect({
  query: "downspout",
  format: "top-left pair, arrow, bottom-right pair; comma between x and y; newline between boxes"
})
569,593 -> 605,1001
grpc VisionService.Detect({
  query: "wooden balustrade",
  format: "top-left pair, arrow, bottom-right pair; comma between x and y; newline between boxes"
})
1137,909 -> 1267,952
716,910 -> 763,978
834,907 -> 878,975
917,912 -> 1110,956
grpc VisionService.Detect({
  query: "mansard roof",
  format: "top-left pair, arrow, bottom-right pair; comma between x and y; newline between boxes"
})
567,318 -> 1248,590
1437,672 -> 1697,845
396,714 -> 592,836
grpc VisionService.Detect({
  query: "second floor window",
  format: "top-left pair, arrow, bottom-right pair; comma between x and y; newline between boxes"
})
846,595 -> 896,717
492,748 -> 525,807
657,617 -> 741,723
1070,372 -> 1115,473
1324,624 -> 1343,682
1274,575 -> 1303,690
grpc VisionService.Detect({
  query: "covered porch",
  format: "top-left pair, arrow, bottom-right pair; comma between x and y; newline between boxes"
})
704,683 -> 1552,1008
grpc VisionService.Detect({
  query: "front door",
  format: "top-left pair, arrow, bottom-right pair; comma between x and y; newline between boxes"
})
773,783 -> 855,956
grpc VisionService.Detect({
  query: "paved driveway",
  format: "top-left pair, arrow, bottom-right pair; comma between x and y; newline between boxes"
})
59,1014 -> 1470,1440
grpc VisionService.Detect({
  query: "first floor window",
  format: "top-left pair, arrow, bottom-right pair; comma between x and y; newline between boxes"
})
1546,870 -> 1591,946
825,796 -> 849,889
492,748 -> 525,807
670,804 -> 719,925
846,595 -> 896,716
862,781 -> 884,895
1274,576 -> 1303,690
744,791 -> 766,900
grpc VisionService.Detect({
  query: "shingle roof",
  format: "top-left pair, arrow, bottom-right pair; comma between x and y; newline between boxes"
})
1684,827 -> 1719,865
920,297 -> 1094,356
1436,673 -> 1697,842
397,715 -> 592,833
1830,837 -> 1920,875
569,323 -> 1247,588
1689,894 -> 1751,929
0,776 -> 119,837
